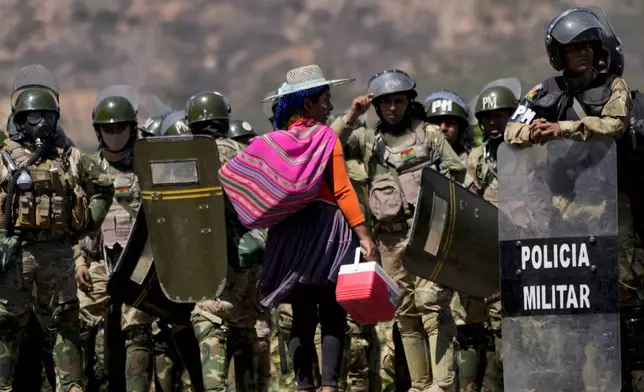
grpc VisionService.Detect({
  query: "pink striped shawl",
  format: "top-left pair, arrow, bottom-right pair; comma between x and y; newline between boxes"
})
218,119 -> 338,229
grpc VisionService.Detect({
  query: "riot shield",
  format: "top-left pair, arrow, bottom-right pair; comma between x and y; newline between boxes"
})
404,167 -> 499,298
94,85 -> 139,111
498,139 -> 620,391
107,206 -> 194,324
134,134 -> 227,303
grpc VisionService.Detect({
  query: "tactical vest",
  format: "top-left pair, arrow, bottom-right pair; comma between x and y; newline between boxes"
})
532,73 -> 616,121
100,158 -> 140,249
1,140 -> 88,237
365,120 -> 436,223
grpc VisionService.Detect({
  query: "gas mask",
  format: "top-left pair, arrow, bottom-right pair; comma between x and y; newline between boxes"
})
18,110 -> 58,141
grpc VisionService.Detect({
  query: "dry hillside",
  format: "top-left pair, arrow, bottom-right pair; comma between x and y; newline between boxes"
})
0,0 -> 641,148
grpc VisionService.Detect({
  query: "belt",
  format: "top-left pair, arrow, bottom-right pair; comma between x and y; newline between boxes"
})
375,220 -> 409,233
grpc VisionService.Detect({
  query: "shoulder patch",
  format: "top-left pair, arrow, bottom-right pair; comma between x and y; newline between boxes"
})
525,83 -> 542,101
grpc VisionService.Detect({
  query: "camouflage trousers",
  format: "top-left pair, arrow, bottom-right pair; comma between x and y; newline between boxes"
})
0,240 -> 84,392
190,267 -> 262,391
77,259 -> 162,392
377,228 -> 456,392
450,294 -> 502,392
338,317 -> 381,392
276,303 -> 382,392
618,193 -> 644,390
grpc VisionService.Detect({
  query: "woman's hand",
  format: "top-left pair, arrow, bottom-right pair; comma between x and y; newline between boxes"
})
353,224 -> 377,261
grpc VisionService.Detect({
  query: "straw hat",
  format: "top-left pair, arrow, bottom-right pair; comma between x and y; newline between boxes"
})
260,65 -> 354,103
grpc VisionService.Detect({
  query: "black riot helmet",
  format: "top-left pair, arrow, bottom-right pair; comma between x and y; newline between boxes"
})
367,69 -> 417,101
545,8 -> 606,71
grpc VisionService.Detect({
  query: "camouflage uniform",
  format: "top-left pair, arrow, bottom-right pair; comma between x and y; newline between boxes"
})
184,92 -> 265,391
0,87 -> 114,392
335,70 -> 466,392
85,90 -> 159,392
75,235 -> 110,390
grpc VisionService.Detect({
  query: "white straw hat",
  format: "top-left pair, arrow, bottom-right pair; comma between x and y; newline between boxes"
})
260,65 -> 354,103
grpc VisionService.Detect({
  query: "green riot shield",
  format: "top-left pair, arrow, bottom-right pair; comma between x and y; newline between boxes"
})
133,134 -> 227,302
404,167 -> 499,298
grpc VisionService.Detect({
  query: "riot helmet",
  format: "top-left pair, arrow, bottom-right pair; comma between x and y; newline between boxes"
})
424,90 -> 469,126
160,110 -> 191,136
424,90 -> 471,149
185,91 -> 231,136
368,69 -> 417,101
92,85 -> 139,162
368,69 -> 417,125
474,86 -> 518,117
545,8 -> 606,71
475,86 -> 518,139
141,115 -> 164,137
12,87 -> 60,142
228,119 -> 256,142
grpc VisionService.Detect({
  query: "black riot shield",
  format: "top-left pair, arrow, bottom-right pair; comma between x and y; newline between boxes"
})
498,139 -> 620,391
133,134 -> 227,303
107,207 -> 194,324
404,167 -> 499,298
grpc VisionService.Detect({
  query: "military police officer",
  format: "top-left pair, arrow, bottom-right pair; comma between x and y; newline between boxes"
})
424,91 -> 473,167
77,86 -> 159,391
184,91 -> 265,391
336,69 -> 466,392
504,7 -> 633,389
0,76 -> 114,391
459,83 -> 520,392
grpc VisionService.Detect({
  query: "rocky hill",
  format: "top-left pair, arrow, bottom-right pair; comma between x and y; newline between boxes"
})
0,0 -> 641,149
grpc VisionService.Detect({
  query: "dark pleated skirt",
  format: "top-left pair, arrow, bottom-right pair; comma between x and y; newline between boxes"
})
258,201 -> 358,308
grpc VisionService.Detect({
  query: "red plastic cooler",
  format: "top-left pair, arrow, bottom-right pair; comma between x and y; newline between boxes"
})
336,248 -> 400,325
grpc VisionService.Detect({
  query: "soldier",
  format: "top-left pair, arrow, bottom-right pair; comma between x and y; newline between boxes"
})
183,91 -> 264,391
459,83 -> 519,392
76,85 -> 159,392
0,80 -> 115,390
335,69 -> 466,392
424,91 -> 473,167
503,7 -> 630,390
227,119 -> 271,392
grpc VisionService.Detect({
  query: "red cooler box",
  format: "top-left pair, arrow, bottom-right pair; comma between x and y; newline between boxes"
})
336,248 -> 400,325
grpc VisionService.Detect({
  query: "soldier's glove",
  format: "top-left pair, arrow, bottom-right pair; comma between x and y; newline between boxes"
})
0,236 -> 21,274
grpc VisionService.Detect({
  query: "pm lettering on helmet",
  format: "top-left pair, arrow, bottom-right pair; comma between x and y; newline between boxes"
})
482,95 -> 498,110
431,99 -> 453,114
511,104 -> 536,125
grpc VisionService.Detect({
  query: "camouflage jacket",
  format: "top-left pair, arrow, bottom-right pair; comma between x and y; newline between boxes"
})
0,138 -> 113,245
505,75 -> 631,147
332,114 -> 466,183
466,141 -> 498,205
